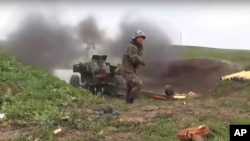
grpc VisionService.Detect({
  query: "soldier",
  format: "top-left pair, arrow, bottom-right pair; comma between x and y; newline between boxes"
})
121,30 -> 146,104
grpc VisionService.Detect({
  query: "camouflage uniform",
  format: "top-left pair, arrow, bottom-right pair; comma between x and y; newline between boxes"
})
121,42 -> 146,103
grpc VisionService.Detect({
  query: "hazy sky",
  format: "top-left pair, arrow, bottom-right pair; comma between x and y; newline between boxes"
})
1,2 -> 250,49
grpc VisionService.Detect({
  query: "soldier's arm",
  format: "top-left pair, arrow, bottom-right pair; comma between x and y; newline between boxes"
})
127,45 -> 146,66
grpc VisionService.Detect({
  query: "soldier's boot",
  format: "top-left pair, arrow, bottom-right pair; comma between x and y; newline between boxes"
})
126,98 -> 134,104
125,79 -> 142,104
126,95 -> 134,104
126,97 -> 134,104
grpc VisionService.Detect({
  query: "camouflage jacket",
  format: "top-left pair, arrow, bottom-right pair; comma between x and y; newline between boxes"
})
121,43 -> 145,74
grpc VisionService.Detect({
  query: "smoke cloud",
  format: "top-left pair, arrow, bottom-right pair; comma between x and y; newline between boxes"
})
93,14 -> 186,91
3,12 -> 83,72
100,14 -> 185,78
77,15 -> 103,44
2,10 -> 185,90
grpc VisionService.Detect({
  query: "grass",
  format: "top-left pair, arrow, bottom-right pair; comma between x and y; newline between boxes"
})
184,45 -> 250,66
0,46 -> 250,141
0,49 -> 103,140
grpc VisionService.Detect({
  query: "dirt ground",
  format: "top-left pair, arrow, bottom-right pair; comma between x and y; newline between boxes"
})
139,58 -> 240,94
0,127 -> 38,141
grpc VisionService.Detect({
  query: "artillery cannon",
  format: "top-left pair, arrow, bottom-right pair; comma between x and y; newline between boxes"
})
69,55 -> 176,100
69,55 -> 125,95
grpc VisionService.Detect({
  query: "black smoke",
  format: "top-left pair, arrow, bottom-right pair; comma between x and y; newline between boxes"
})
3,12 -> 83,72
101,14 -> 185,77
2,10 -> 185,86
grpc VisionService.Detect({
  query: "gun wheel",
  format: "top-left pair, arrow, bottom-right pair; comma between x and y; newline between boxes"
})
69,75 -> 80,88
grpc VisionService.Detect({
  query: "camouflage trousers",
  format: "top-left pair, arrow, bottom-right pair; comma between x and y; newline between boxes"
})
121,72 -> 143,99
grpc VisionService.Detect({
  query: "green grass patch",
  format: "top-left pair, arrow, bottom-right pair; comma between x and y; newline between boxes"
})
184,46 -> 250,66
0,49 -> 103,140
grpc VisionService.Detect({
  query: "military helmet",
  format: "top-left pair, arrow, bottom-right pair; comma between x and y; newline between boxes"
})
132,30 -> 146,39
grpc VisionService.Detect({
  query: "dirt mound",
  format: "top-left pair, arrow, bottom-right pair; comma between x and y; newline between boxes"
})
140,58 -> 241,94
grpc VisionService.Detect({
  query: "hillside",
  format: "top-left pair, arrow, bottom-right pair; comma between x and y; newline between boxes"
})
0,46 -> 250,141
0,49 -> 103,140
183,45 -> 250,66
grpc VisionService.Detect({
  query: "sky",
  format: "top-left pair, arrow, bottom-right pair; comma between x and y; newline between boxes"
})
1,1 -> 250,49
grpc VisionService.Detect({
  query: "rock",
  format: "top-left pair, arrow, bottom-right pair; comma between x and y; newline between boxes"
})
103,106 -> 113,114
112,110 -> 121,115
94,104 -> 113,114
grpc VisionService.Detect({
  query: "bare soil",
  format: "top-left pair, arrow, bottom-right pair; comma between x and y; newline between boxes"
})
103,132 -> 139,141
0,86 -> 19,96
0,127 -> 36,141
118,105 -> 170,124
